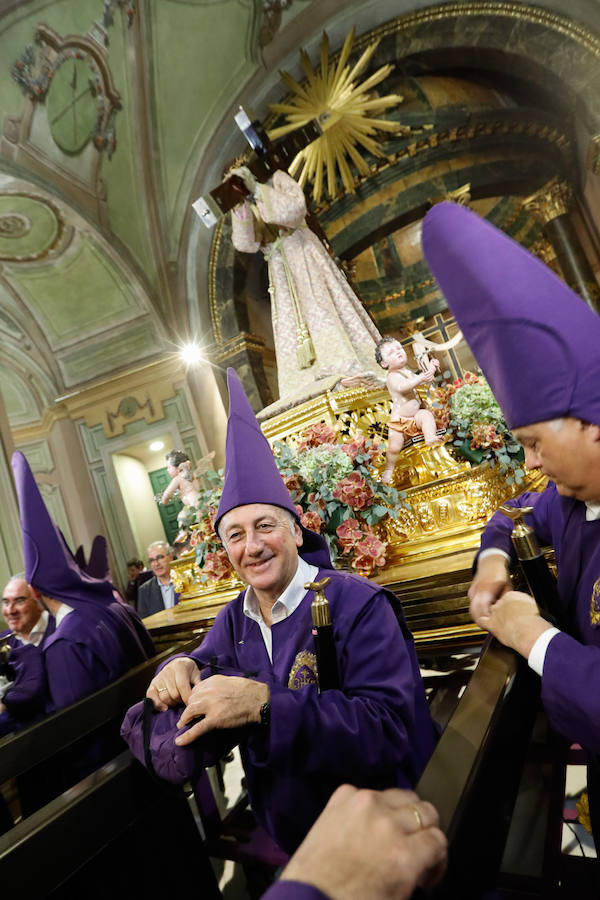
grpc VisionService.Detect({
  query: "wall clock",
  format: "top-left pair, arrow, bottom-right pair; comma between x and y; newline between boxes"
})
46,56 -> 99,155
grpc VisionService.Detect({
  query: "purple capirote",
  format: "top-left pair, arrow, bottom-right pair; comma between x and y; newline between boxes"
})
215,368 -> 332,570
11,450 -> 154,660
421,201 -> 600,430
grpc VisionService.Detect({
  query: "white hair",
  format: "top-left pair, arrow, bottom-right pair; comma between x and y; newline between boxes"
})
147,540 -> 172,556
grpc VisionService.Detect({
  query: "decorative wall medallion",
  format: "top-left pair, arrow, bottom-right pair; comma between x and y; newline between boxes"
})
0,194 -> 65,262
0,214 -> 31,239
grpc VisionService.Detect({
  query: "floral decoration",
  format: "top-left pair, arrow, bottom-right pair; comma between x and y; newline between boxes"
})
180,422 -> 403,583
432,371 -> 525,484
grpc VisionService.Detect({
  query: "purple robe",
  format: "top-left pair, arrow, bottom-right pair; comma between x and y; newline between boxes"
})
122,569 -> 438,854
479,483 -> 600,752
44,600 -> 151,712
0,617 -> 56,736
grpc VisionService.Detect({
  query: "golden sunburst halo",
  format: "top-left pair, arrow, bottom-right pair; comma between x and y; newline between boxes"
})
268,29 -> 403,204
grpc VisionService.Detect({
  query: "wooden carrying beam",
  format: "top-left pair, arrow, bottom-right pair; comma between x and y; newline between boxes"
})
416,638 -> 541,899
0,750 -> 222,898
0,639 -> 199,783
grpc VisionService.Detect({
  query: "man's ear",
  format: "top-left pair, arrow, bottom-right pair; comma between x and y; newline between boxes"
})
587,423 -> 600,444
294,523 -> 303,547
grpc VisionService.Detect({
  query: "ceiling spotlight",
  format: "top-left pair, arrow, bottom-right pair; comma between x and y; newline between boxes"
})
149,440 -> 164,452
180,343 -> 204,365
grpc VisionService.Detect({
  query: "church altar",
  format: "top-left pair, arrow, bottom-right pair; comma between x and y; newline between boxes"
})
143,383 -> 545,651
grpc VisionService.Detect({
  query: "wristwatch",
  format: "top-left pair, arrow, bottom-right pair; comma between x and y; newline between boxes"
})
259,700 -> 270,727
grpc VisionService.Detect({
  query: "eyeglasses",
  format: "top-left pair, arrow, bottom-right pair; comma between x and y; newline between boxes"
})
148,554 -> 167,564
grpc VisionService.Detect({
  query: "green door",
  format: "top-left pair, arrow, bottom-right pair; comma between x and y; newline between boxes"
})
148,468 -> 183,547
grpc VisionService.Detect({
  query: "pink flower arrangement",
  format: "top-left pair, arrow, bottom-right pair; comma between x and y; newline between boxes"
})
297,422 -> 338,451
202,548 -> 234,582
333,472 -> 374,510
185,420 -> 403,582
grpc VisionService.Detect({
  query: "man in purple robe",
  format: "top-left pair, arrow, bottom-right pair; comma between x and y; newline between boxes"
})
122,369 -> 438,855
422,201 -> 600,848
0,576 -> 55,736
9,451 -> 155,813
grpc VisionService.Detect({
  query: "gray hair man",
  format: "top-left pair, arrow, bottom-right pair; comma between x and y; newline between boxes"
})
137,541 -> 177,618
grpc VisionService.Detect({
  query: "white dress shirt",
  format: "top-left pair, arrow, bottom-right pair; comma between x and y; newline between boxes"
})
478,501 -> 600,674
242,557 -> 318,662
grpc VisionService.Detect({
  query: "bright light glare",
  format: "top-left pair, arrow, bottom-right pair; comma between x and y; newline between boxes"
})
149,441 -> 164,452
180,343 -> 205,365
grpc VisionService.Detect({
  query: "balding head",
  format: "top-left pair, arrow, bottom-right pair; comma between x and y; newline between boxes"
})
2,577 -> 43,640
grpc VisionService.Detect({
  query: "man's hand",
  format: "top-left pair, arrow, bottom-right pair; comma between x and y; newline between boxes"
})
280,785 -> 447,900
146,657 -> 202,711
469,553 -> 512,620
175,675 -> 269,746
477,590 -> 553,659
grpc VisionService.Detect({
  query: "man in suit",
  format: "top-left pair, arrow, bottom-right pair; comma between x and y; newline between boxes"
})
137,542 -> 178,618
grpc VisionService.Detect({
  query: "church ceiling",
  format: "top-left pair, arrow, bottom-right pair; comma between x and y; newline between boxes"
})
0,0 -> 598,427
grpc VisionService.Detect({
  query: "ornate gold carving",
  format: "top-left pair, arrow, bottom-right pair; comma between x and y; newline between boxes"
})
350,3 -> 600,59
171,552 -> 243,602
214,332 -> 267,362
522,177 -> 573,223
588,135 -> 600,175
434,183 -> 471,207
313,117 -> 572,216
208,217 -> 226,348
528,237 -> 557,267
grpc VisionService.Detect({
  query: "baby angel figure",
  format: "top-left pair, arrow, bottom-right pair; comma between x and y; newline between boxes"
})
159,449 -> 215,510
375,337 -> 441,484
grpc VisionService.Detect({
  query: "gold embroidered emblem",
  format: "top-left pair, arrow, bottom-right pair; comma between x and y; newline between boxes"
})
288,650 -> 318,690
590,578 -> 600,626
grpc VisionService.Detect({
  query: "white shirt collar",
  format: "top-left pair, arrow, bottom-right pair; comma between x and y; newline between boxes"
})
14,609 -> 49,647
243,557 -> 318,662
243,556 -> 316,621
55,603 -> 74,627
585,501 -> 600,521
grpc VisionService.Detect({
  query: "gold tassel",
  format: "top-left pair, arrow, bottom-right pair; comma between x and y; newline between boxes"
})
296,330 -> 315,369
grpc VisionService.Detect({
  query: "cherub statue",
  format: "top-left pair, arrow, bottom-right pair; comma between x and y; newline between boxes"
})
158,449 -> 215,512
375,337 -> 441,484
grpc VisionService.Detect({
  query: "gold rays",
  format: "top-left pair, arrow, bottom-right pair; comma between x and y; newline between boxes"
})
268,29 -> 403,204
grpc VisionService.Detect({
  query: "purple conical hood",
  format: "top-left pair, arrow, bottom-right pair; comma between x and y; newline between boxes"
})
215,369 -> 332,569
86,535 -> 111,580
422,202 -> 600,430
12,451 -> 116,609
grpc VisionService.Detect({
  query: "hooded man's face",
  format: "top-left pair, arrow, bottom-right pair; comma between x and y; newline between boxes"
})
219,503 -> 303,607
514,417 -> 600,502
2,578 -> 43,640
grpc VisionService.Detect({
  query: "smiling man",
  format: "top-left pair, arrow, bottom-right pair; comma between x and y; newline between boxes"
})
422,201 -> 600,851
2,576 -> 52,647
123,368 -> 438,856
137,541 -> 178,618
0,576 -> 55,736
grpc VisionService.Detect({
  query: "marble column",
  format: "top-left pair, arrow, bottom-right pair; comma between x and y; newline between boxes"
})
523,178 -> 600,312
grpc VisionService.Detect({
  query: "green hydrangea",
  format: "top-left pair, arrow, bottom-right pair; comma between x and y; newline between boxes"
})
296,445 -> 354,492
450,381 -> 504,426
